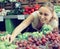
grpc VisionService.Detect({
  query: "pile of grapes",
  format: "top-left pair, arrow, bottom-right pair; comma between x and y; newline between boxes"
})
15,31 -> 60,49
0,31 -> 60,49
0,24 -> 60,49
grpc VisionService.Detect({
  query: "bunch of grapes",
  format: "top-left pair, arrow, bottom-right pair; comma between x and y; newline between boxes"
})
15,31 -> 60,49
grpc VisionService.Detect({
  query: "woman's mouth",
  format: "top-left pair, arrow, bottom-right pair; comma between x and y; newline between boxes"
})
40,19 -> 47,23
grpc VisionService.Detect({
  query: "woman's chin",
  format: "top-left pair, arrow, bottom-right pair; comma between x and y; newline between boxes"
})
41,21 -> 45,23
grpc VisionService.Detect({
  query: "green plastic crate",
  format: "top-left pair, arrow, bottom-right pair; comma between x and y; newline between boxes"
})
5,19 -> 15,34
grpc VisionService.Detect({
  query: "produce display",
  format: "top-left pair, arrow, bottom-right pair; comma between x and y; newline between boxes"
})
0,24 -> 59,49
23,4 -> 40,15
0,0 -> 60,49
0,4 -> 40,15
0,30 -> 60,49
14,30 -> 60,49
0,0 -> 40,15
7,4 -> 40,15
41,24 -> 53,35
0,0 -> 16,2
0,23 -> 59,49
0,8 -> 10,16
7,8 -> 24,15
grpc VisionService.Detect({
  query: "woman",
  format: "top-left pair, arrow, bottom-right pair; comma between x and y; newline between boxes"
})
1,2 -> 58,43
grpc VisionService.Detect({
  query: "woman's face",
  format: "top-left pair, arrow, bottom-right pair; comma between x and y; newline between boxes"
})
38,7 -> 53,23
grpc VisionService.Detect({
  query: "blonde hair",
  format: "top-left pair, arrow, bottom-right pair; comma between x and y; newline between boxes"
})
39,2 -> 59,30
39,2 -> 58,21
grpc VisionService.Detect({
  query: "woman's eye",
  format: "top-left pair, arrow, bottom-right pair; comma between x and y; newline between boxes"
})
44,13 -> 48,16
39,12 -> 43,15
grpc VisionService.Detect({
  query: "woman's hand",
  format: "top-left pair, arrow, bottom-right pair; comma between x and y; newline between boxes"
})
1,34 -> 15,43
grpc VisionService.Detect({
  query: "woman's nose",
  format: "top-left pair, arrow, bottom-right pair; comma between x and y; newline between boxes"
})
41,15 -> 44,19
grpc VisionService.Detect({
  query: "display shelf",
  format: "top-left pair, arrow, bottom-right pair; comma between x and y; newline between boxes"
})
0,14 -> 60,21
0,15 -> 28,21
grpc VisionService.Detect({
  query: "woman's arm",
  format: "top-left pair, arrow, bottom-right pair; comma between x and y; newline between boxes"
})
11,14 -> 34,37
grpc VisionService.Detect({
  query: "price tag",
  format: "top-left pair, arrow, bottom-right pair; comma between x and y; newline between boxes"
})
17,15 -> 25,20
0,16 -> 3,21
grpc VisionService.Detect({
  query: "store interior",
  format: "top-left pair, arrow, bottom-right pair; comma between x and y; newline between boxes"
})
0,0 -> 60,49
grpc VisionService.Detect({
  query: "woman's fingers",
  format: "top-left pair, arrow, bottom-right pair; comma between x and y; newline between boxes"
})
1,34 -> 11,41
10,36 -> 15,43
1,34 -> 15,43
6,34 -> 11,41
4,36 -> 7,40
1,36 -> 5,40
10,38 -> 12,43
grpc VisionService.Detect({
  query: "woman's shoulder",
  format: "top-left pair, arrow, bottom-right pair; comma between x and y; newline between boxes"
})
31,11 -> 39,18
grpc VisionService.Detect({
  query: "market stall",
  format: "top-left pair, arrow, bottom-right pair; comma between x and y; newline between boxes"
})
0,0 -> 60,49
